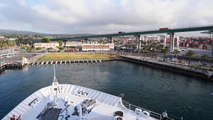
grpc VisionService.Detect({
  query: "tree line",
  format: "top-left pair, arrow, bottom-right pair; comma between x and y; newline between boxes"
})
0,41 -> 16,49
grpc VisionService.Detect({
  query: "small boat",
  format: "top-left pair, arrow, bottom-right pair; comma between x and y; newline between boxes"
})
3,66 -> 172,120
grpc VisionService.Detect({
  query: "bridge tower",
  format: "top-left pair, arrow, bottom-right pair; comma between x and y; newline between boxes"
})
108,36 -> 114,43
169,32 -> 175,52
140,35 -> 147,47
163,35 -> 167,48
135,35 -> 141,50
63,40 -> 67,48
176,36 -> 180,50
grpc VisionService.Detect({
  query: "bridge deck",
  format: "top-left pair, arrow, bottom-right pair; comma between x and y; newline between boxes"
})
51,25 -> 213,41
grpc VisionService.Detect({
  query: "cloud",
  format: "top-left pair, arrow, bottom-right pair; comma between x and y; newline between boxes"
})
0,0 -> 213,34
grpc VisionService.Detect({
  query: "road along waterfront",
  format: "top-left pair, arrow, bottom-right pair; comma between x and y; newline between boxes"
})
0,61 -> 213,120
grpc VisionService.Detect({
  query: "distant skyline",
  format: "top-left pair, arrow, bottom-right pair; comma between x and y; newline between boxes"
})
0,0 -> 213,36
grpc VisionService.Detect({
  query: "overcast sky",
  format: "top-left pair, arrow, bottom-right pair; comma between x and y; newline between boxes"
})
0,0 -> 213,35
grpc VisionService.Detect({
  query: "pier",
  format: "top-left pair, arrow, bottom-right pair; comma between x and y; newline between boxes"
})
0,53 -> 44,74
1,59 -> 104,74
0,62 -> 27,74
29,59 -> 103,66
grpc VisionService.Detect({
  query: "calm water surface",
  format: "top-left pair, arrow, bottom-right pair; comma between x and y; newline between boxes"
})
0,61 -> 213,120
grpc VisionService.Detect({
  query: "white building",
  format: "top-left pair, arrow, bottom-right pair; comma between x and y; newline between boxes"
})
65,41 -> 82,47
8,38 -> 17,41
34,42 -> 59,49
0,35 -> 4,39
0,35 -> 5,41
82,43 -> 114,51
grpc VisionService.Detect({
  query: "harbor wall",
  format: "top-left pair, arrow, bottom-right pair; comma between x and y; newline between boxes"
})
0,63 -> 26,74
120,56 -> 213,81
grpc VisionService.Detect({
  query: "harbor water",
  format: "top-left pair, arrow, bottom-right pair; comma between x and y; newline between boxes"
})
0,61 -> 213,120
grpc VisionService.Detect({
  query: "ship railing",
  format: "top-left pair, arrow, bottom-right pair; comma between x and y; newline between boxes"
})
122,100 -> 174,120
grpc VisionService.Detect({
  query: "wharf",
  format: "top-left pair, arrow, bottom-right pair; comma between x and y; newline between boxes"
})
0,62 -> 27,74
0,53 -> 42,74
29,59 -> 103,65
120,55 -> 213,81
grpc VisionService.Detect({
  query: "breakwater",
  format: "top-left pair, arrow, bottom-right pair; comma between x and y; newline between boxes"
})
120,55 -> 213,81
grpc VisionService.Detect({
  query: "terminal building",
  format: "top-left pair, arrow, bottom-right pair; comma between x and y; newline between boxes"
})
65,41 -> 82,47
34,42 -> 59,50
82,43 -> 114,51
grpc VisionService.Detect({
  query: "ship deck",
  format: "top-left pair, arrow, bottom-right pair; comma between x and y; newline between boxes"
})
3,84 -> 161,120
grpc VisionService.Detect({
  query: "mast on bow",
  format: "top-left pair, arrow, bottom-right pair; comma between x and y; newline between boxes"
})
52,65 -> 59,86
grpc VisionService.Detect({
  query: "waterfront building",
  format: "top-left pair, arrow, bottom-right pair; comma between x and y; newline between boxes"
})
34,42 -> 59,49
65,41 -> 82,47
82,43 -> 114,51
0,35 -> 4,39
0,35 -> 5,41
179,37 -> 212,50
8,38 -> 17,41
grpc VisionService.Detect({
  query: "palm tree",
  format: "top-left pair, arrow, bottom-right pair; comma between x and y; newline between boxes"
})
141,47 -> 148,57
185,50 -> 195,65
201,54 -> 209,66
201,54 -> 209,60
148,42 -> 158,58
156,44 -> 163,53
161,47 -> 169,61
173,49 -> 180,62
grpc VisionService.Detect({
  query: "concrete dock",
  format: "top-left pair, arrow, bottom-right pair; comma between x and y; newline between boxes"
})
120,55 -> 213,81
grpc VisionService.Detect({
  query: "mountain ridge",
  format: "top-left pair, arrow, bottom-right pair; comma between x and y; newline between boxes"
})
0,29 -> 92,38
